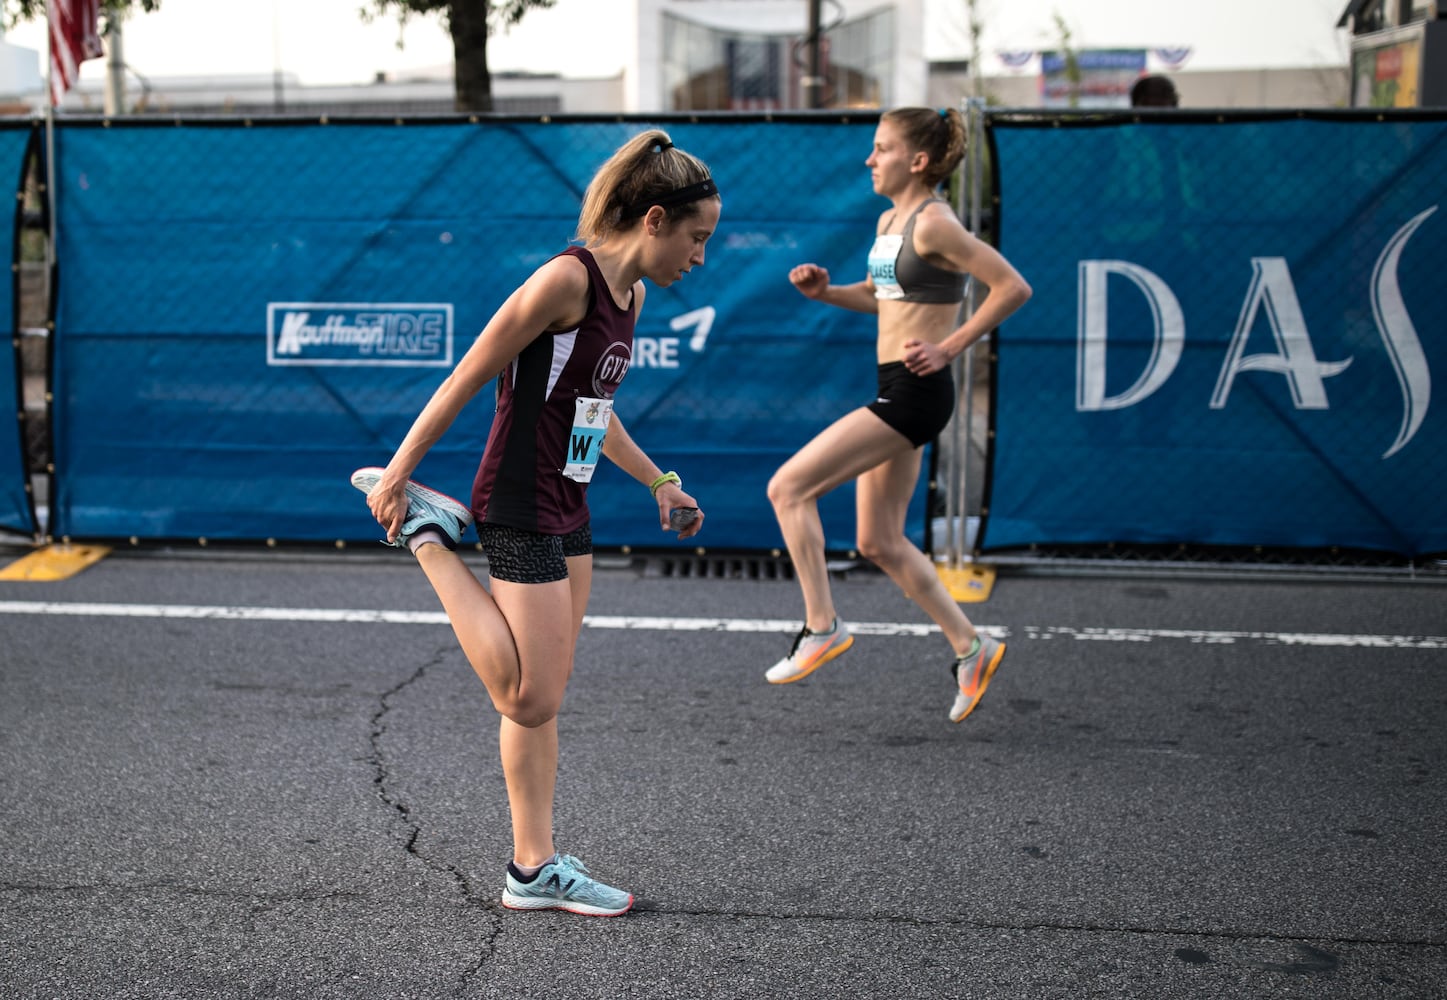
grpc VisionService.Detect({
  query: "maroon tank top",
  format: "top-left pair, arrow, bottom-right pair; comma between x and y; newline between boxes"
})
471,247 -> 635,534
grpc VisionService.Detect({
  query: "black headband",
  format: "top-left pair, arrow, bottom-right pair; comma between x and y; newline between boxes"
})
623,177 -> 718,219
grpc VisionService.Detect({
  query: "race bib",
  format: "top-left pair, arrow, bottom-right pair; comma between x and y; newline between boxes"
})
867,233 -> 905,300
562,396 -> 614,483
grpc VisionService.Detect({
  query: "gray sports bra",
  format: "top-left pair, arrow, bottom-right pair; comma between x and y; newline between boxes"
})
866,198 -> 969,304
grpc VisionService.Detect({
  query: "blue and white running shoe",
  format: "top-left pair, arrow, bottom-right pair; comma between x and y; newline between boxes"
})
501,854 -> 634,917
350,466 -> 473,550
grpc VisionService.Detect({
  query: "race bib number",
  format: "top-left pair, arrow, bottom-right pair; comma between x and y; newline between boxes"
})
562,396 -> 614,483
867,233 -> 905,300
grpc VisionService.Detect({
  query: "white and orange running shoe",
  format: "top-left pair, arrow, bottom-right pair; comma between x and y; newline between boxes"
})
949,633 -> 1006,723
764,618 -> 854,684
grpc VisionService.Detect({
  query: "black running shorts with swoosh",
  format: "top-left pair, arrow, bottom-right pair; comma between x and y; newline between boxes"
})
480,522 -> 592,584
865,361 -> 955,448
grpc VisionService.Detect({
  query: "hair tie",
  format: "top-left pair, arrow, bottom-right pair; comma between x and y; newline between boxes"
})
938,108 -> 949,118
657,141 -> 675,152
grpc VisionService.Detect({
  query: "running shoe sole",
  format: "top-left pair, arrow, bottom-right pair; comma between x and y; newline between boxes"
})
500,891 -> 634,918
349,467 -> 475,527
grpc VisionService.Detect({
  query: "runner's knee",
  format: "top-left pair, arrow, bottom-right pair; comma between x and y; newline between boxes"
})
856,532 -> 886,565
498,688 -> 563,729
766,471 -> 791,508
767,468 -> 815,510
857,530 -> 907,571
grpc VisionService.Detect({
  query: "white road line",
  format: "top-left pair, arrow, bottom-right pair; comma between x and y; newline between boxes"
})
583,616 -> 939,638
1022,625 -> 1446,649
0,601 -> 449,625
0,600 -> 1443,649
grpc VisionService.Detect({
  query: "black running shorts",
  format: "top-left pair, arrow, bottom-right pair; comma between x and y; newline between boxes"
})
479,522 -> 592,584
865,361 -> 956,448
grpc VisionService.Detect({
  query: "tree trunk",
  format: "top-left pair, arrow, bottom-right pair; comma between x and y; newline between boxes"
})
450,0 -> 492,112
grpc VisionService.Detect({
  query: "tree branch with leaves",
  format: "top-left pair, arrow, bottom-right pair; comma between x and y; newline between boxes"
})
364,0 -> 557,112
5,0 -> 558,113
4,0 -> 159,31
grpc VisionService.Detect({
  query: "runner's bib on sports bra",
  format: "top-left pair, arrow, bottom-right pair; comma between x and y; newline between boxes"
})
867,235 -> 907,300
562,396 -> 614,483
866,199 -> 968,304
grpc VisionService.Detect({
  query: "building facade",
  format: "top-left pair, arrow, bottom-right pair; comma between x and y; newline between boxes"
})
0,3 -> 1368,116
626,0 -> 925,112
1338,0 -> 1447,105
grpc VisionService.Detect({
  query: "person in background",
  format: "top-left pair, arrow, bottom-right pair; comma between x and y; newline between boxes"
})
765,107 -> 1031,723
1131,74 -> 1180,108
352,128 -> 718,917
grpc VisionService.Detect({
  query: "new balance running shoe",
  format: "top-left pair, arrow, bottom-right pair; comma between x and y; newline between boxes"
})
349,466 -> 473,550
949,632 -> 1006,723
765,618 -> 854,684
501,854 -> 634,917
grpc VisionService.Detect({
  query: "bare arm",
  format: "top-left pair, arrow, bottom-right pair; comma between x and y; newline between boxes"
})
901,208 -> 1032,374
601,414 -> 705,540
788,262 -> 880,315
366,255 -> 591,541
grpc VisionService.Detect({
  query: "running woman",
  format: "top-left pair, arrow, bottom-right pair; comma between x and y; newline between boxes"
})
353,129 -> 718,916
765,107 -> 1030,723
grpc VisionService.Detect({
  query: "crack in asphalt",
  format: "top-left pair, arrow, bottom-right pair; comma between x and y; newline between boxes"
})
367,647 -> 503,994
5,876 -> 1439,955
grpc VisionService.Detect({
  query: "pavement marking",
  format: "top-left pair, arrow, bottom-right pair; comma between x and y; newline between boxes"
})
0,600 -> 449,625
1022,624 -> 1446,649
585,615 -> 937,637
0,600 -> 1443,649
0,544 -> 111,581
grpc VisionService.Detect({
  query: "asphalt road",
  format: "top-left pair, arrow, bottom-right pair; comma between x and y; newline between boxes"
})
1,547 -> 1444,999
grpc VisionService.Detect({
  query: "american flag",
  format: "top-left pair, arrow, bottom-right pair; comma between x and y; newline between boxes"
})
47,0 -> 105,106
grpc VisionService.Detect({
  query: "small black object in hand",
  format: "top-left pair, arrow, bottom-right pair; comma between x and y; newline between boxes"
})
669,507 -> 700,531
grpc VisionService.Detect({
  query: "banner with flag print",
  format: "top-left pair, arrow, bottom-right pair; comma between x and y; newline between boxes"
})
47,0 -> 104,105
1152,47 -> 1193,70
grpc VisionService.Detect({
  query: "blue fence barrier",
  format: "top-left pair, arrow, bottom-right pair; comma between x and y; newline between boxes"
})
19,111 -> 1444,559
45,115 -> 923,550
986,113 -> 1446,558
1,123 -> 34,537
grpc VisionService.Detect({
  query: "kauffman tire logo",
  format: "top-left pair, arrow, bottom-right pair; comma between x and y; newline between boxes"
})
266,302 -> 453,368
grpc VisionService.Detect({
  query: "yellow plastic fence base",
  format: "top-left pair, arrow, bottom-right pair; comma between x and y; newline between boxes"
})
0,543 -> 112,581
936,562 -> 996,603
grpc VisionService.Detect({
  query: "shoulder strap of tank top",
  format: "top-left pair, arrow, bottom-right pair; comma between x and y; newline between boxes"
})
562,244 -> 633,315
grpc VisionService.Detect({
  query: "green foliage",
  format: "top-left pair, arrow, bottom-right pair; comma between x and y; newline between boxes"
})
362,0 -> 556,33
965,0 -> 983,100
5,0 -> 558,113
1051,10 -> 1081,108
4,0 -> 161,32
357,2 -> 561,110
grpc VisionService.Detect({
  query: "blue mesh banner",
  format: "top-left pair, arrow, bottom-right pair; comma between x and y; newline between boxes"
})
48,117 -> 923,550
985,115 -> 1447,557
1,123 -> 34,537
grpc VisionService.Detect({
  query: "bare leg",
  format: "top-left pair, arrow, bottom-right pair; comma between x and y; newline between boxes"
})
500,716 -> 558,867
767,408 -> 918,631
855,450 -> 977,656
497,552 -> 592,867
411,543 -> 593,867
411,546 -> 525,710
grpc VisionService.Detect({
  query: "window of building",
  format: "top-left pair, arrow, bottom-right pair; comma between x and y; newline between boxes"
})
661,8 -> 893,111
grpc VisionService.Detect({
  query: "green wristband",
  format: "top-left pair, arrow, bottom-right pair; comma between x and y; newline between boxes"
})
649,471 -> 681,497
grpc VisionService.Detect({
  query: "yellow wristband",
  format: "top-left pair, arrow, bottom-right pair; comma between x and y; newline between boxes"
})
649,471 -> 681,497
